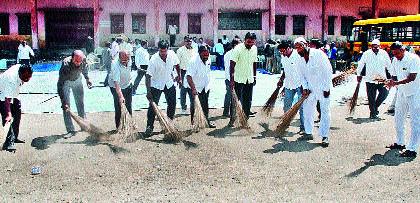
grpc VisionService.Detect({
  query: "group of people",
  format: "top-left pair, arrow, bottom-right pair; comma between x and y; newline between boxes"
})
0,34 -> 418,158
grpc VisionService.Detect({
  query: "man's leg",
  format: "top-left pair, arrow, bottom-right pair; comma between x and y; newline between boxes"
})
0,101 -> 15,149
11,98 -> 22,141
394,91 -> 408,147
146,88 -> 162,129
302,95 -> 316,136
283,88 -> 295,113
223,79 -> 231,116
319,96 -> 331,138
375,84 -> 389,114
103,69 -> 110,87
164,86 -> 177,120
180,69 -> 188,112
73,78 -> 86,119
406,94 -> 420,153
187,88 -> 194,123
123,85 -> 133,115
199,89 -> 210,120
242,82 -> 254,117
366,82 -> 377,117
388,88 -> 398,112
132,69 -> 145,94
296,88 -> 305,131
110,87 -> 121,128
62,81 -> 75,133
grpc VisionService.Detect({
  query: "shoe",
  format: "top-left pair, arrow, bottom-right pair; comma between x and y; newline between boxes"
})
369,114 -> 379,119
386,143 -> 406,150
227,120 -> 235,127
64,131 -> 76,139
14,139 -> 25,144
387,109 -> 395,114
321,137 -> 329,147
143,126 -> 154,138
250,111 -> 257,116
3,143 -> 16,153
298,134 -> 313,141
400,150 -> 417,158
208,121 -> 216,128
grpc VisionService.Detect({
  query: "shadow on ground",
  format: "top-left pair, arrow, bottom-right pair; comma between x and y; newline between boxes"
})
31,133 -> 67,150
346,116 -> 384,124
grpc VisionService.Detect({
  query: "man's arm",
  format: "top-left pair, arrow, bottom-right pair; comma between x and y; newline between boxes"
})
277,71 -> 285,87
229,60 -> 236,89
186,75 -> 197,95
81,62 -> 92,88
386,73 -> 417,88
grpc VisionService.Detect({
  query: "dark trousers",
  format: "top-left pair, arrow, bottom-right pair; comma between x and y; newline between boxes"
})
180,69 -> 188,110
110,85 -> 133,128
366,82 -> 389,116
170,35 -> 176,47
187,89 -> 210,123
223,79 -> 231,116
147,86 -> 177,128
0,99 -> 21,147
133,66 -> 147,93
216,53 -> 224,69
230,81 -> 254,120
19,59 -> 30,65
104,69 -> 110,87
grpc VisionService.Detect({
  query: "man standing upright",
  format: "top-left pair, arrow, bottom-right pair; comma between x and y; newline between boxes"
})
228,32 -> 258,127
133,40 -> 150,95
357,39 -> 392,119
168,25 -> 177,47
176,36 -> 197,114
57,50 -> 92,138
101,41 -> 112,87
17,41 -> 34,65
294,37 -> 333,147
222,38 -> 240,117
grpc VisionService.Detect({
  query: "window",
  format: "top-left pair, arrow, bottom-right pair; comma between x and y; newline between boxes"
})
188,14 -> 201,34
293,15 -> 306,35
328,16 -> 336,35
132,14 -> 146,34
17,13 -> 31,35
341,16 -> 355,36
0,13 -> 10,35
110,14 -> 124,34
218,12 -> 262,30
166,13 -> 179,34
275,15 -> 286,35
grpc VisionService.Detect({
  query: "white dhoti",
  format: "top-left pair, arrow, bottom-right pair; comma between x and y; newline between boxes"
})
394,91 -> 420,152
303,93 -> 331,138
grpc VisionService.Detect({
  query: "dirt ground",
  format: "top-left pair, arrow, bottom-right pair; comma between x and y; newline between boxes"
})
0,101 -> 419,202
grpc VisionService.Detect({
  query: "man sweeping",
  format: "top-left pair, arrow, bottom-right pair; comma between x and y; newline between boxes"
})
223,38 -> 240,117
357,39 -> 392,119
144,41 -> 180,137
385,42 -> 420,158
57,50 -> 92,139
0,64 -> 33,152
276,40 -> 305,133
294,37 -> 333,147
228,32 -> 258,127
185,46 -> 216,128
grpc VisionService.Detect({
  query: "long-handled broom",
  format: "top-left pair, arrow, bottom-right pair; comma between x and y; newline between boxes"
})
276,94 -> 309,135
348,82 -> 361,114
67,110 -> 113,142
262,86 -> 283,117
332,65 -> 357,87
149,100 -> 183,142
115,105 -> 137,143
193,95 -> 209,130
231,89 -> 250,129
0,119 -> 13,146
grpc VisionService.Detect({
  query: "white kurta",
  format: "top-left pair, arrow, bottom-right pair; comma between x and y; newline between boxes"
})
357,49 -> 392,83
184,55 -> 211,92
147,51 -> 179,90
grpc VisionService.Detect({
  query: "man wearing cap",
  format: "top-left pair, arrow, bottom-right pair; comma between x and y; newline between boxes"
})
276,40 -> 305,132
385,42 -> 420,158
176,36 -> 197,115
228,32 -> 258,126
294,37 -> 333,147
357,39 -> 392,119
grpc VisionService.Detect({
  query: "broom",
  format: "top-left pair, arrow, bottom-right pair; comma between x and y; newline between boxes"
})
193,95 -> 209,130
348,82 -> 361,114
0,119 -> 13,146
332,65 -> 357,87
67,110 -> 113,142
262,86 -> 283,117
115,105 -> 137,143
231,89 -> 250,129
275,94 -> 309,135
149,100 -> 183,142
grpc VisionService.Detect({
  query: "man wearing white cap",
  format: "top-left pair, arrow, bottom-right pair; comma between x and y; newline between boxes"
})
385,42 -> 420,158
294,37 -> 333,147
357,39 -> 392,119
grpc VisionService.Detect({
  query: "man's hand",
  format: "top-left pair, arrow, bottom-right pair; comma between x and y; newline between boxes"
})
5,112 -> 12,123
119,97 -> 125,105
192,88 -> 198,96
277,80 -> 283,87
146,91 -> 153,101
385,79 -> 397,89
357,76 -> 362,83
230,80 -> 235,90
61,104 -> 70,112
323,90 -> 330,98
302,89 -> 311,97
86,79 -> 93,89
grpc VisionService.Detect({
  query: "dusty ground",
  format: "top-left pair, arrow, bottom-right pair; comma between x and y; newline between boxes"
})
0,101 -> 419,202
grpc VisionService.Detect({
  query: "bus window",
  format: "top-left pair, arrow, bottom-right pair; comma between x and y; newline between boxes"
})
369,26 -> 382,41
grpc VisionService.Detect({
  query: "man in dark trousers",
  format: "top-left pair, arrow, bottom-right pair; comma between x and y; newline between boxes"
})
0,64 -> 33,152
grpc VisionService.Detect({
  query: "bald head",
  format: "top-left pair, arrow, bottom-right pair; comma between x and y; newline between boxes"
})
72,50 -> 86,67
119,50 -> 130,67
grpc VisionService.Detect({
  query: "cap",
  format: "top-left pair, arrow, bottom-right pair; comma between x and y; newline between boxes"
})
372,39 -> 380,45
294,37 -> 307,45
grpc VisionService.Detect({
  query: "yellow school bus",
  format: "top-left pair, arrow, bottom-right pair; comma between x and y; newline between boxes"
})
349,14 -> 420,53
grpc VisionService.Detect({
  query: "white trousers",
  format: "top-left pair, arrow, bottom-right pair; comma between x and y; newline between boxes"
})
303,94 -> 331,138
394,91 -> 420,152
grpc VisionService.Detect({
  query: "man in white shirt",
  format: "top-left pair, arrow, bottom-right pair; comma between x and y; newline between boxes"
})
133,40 -> 150,95
357,39 -> 392,119
222,38 -> 240,117
111,37 -> 123,60
17,41 -> 34,65
0,64 -> 33,152
168,25 -> 177,47
385,42 -> 420,158
294,37 -> 333,147
144,41 -> 180,137
177,36 -> 197,114
276,40 -> 305,132
186,46 -> 216,128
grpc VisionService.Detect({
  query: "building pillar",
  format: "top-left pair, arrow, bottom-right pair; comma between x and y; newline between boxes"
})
321,0 -> 327,41
212,0 -> 218,45
269,0 -> 275,39
372,0 -> 379,18
93,0 -> 100,48
30,0 -> 38,49
154,0 -> 160,47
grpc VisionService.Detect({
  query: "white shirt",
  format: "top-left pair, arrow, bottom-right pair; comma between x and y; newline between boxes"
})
135,46 -> 150,67
357,49 -> 392,83
0,64 -> 23,102
192,42 -> 198,50
224,49 -> 234,80
17,45 -> 34,61
147,51 -> 179,90
108,59 -> 132,89
168,25 -> 177,35
111,42 -> 120,59
184,55 -> 211,92
281,50 -> 304,89
390,52 -> 420,97
298,48 -> 333,99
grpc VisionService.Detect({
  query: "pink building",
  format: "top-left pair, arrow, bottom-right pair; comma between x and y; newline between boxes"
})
0,0 -> 419,50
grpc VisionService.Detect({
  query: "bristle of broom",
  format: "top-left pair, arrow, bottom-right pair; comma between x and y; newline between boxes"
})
262,86 -> 282,117
68,110 -> 113,142
348,82 -> 361,114
150,101 -> 183,142
275,94 -> 309,135
115,105 -> 137,143
332,66 -> 357,87
231,90 -> 250,129
193,95 -> 209,130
